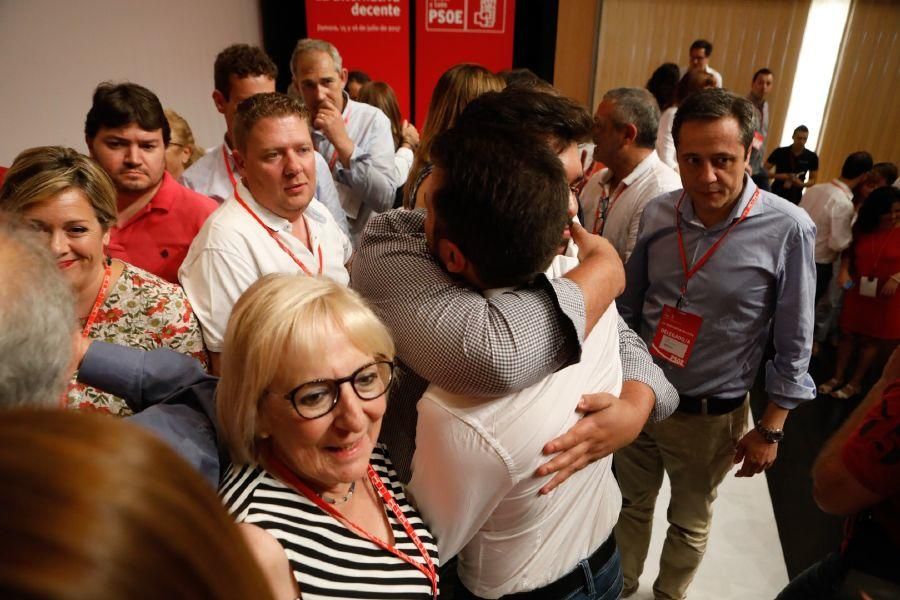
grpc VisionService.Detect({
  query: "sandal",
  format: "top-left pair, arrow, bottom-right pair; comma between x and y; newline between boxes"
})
832,383 -> 862,400
817,377 -> 842,394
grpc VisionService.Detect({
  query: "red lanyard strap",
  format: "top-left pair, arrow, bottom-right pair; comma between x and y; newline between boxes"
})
264,449 -> 438,598
675,189 -> 759,303
81,262 -> 112,337
233,187 -> 323,276
592,183 -> 627,235
222,145 -> 239,195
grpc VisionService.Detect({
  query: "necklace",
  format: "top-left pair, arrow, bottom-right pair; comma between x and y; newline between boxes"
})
318,480 -> 356,505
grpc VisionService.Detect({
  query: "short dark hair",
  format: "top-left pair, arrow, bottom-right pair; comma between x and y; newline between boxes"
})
84,82 -> 170,145
233,93 -> 309,153
840,151 -> 874,180
673,88 -> 757,151
793,125 -> 809,135
871,162 -> 898,186
603,88 -> 660,149
497,68 -> 548,90
690,39 -> 713,56
214,44 -> 277,100
430,123 -> 569,288
753,68 -> 773,83
347,70 -> 371,85
456,87 -> 592,147
854,185 -> 900,235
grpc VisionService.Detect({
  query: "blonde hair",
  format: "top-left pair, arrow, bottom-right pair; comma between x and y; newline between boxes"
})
217,274 -> 395,465
164,108 -> 205,169
0,409 -> 274,600
0,146 -> 117,229
404,64 -> 505,208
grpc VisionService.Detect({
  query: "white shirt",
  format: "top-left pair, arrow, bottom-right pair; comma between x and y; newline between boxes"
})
313,95 -> 398,242
394,146 -> 414,190
799,179 -> 855,264
181,143 -> 349,236
408,255 -> 623,599
178,182 -> 351,351
580,151 -> 681,263
705,65 -> 723,88
656,106 -> 678,172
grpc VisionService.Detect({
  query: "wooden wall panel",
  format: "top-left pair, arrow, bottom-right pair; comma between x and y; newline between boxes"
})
816,0 -> 900,180
554,0 -> 601,108
589,0 -> 810,154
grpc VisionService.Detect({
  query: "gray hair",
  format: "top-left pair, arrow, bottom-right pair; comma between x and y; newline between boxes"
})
0,217 -> 75,408
673,88 -> 758,151
290,38 -> 343,78
602,88 -> 660,149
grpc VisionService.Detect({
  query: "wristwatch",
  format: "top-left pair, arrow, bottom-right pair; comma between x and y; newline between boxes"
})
755,422 -> 784,444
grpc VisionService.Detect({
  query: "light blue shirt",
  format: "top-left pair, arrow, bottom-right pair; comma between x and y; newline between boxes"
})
181,142 -> 348,236
618,176 -> 817,409
313,96 -> 398,244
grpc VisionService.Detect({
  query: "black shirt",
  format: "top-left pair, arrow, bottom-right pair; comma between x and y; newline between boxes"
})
767,146 -> 820,204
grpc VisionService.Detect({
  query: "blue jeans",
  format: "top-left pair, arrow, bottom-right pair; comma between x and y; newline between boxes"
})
562,547 -> 623,600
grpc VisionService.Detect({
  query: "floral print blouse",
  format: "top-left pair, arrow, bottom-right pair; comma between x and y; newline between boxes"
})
67,262 -> 207,415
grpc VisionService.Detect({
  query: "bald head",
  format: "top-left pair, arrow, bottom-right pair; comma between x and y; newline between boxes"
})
0,217 -> 75,408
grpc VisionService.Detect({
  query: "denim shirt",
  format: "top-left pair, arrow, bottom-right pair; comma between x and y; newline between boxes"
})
618,176 -> 818,409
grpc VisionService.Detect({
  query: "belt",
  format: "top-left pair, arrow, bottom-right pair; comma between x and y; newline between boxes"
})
458,533 -> 617,600
677,394 -> 746,416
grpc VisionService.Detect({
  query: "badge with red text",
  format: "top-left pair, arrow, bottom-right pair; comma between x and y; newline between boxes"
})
751,131 -> 764,151
650,305 -> 703,368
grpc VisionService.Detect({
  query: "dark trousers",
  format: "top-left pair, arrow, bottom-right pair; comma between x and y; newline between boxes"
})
815,262 -> 834,304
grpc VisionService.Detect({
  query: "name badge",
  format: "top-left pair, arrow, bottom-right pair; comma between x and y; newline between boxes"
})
650,305 -> 703,368
751,131 -> 764,151
860,276 -> 879,298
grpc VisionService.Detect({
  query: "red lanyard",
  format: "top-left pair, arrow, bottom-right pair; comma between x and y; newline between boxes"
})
675,188 -> 759,304
81,262 -> 112,337
592,183 -> 627,235
325,106 -> 352,172
232,187 -> 323,276
264,449 -> 438,598
222,145 -> 239,195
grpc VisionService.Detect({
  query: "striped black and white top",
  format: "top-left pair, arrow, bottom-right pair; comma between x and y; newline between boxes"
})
220,444 -> 440,599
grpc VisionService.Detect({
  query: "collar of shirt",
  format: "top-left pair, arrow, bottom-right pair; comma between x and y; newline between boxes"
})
679,174 -> 763,231
598,150 -> 661,190
829,178 -> 853,200
235,181 -> 292,233
234,180 -> 329,229
117,171 -> 176,230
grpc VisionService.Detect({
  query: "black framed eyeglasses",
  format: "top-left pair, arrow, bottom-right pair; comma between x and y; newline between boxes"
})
272,360 -> 395,420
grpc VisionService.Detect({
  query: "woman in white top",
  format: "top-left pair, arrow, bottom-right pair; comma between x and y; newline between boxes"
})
356,81 -> 419,205
656,69 -> 716,171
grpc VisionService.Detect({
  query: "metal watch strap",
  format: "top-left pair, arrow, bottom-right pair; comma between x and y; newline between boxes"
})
755,422 -> 784,443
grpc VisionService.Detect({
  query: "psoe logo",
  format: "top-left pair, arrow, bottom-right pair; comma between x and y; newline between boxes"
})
425,0 -> 506,33
473,0 -> 496,28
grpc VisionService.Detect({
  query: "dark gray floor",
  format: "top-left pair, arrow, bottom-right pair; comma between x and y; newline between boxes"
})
750,348 -> 865,580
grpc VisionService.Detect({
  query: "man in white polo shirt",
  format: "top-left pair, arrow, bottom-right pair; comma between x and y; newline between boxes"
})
581,87 -> 681,263
180,93 -> 351,373
290,38 -> 397,244
181,43 -> 348,235
409,121 -> 629,600
800,151 -> 873,302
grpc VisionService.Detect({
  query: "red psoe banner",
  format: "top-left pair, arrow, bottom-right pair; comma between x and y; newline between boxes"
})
305,0 -> 411,118
415,0 -> 516,125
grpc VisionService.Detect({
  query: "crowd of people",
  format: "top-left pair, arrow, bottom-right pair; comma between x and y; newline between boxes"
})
0,34 -> 897,600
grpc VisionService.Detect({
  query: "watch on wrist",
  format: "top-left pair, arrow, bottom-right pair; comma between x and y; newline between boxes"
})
755,422 -> 784,444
